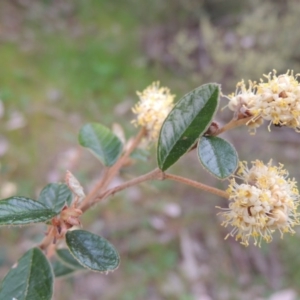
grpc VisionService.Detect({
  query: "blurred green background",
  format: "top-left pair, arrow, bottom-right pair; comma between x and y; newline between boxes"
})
1,0 -> 300,299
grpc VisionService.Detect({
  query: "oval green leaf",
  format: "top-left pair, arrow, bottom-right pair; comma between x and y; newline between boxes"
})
0,248 -> 53,300
66,230 -> 120,272
197,136 -> 238,179
79,123 -> 123,166
51,260 -> 78,278
56,249 -> 85,270
157,83 -> 220,171
131,148 -> 150,162
38,183 -> 72,213
0,197 -> 57,226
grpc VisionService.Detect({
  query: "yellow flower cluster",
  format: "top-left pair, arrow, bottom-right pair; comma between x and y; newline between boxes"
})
132,82 -> 175,143
227,70 -> 300,133
218,160 -> 300,247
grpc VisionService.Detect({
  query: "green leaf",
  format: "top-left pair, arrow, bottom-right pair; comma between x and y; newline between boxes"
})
197,136 -> 238,179
51,260 -> 78,278
56,249 -> 85,270
38,183 -> 72,213
66,230 -> 120,272
131,148 -> 150,162
0,197 -> 57,226
79,123 -> 123,166
157,83 -> 220,171
0,248 -> 53,300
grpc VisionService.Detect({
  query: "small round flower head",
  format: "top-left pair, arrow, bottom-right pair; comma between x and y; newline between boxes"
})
227,80 -> 257,115
218,160 -> 300,247
132,82 -> 175,143
255,70 -> 300,131
226,80 -> 263,134
226,70 -> 300,133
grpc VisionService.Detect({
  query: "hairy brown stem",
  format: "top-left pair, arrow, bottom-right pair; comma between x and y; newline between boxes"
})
80,116 -> 249,210
79,127 -> 146,210
164,173 -> 229,199
79,167 -> 109,207
214,116 -> 253,136
188,116 -> 253,152
101,127 -> 146,189
81,168 -> 228,212
81,168 -> 163,212
41,114 -> 245,253
39,232 -> 53,251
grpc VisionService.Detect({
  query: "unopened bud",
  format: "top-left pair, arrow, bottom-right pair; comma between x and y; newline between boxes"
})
65,170 -> 85,202
205,121 -> 220,136
112,123 -> 126,145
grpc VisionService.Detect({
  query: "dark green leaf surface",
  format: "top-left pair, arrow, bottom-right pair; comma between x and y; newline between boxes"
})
56,249 -> 85,269
0,197 -> 57,225
38,183 -> 72,213
66,230 -> 120,272
157,83 -> 220,171
52,260 -> 78,278
198,136 -> 238,179
79,123 -> 123,166
0,248 -> 53,300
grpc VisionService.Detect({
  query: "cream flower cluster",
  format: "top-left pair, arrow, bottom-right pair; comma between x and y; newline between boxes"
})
227,70 -> 300,133
132,82 -> 175,143
218,160 -> 300,247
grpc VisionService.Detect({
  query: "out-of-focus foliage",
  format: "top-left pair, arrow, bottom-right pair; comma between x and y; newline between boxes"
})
142,0 -> 300,91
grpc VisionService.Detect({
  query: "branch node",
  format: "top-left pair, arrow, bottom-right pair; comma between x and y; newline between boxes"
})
157,169 -> 166,181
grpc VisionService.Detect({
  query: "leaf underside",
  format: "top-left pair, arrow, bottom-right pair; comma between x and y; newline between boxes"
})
197,136 -> 238,179
78,123 -> 123,166
52,260 -> 79,278
56,248 -> 85,270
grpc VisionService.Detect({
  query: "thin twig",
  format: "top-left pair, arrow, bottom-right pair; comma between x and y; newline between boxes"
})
81,168 -> 162,212
81,167 -> 228,212
100,127 -> 146,190
164,173 -> 228,199
188,116 -> 253,153
79,167 -> 109,207
214,116 -> 253,136
80,115 -> 248,210
79,128 -> 146,210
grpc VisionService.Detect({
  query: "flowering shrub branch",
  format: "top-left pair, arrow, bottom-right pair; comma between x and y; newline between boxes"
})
0,71 -> 299,299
